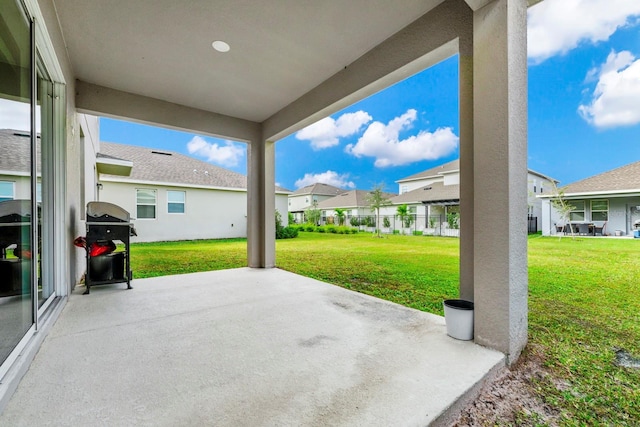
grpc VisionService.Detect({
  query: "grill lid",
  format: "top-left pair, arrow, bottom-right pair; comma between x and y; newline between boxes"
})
87,201 -> 130,222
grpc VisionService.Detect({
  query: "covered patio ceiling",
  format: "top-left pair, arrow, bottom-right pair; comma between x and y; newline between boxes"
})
55,0 -> 541,141
56,0 -> 444,124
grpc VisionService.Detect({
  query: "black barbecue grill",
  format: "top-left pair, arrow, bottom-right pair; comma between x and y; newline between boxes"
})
85,201 -> 136,294
0,200 -> 32,295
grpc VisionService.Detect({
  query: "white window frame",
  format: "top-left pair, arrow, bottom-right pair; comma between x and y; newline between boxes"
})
167,190 -> 186,214
569,200 -> 585,222
590,199 -> 608,222
136,189 -> 157,219
0,180 -> 15,201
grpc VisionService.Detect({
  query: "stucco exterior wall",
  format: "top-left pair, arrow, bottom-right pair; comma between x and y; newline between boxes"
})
0,175 -> 30,199
399,177 -> 439,194
99,181 -> 289,242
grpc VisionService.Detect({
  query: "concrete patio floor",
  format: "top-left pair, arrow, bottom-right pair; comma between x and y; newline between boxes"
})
1,268 -> 504,426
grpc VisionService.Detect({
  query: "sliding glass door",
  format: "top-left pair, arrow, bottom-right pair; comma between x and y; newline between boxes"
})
0,0 -> 35,366
0,0 -> 62,370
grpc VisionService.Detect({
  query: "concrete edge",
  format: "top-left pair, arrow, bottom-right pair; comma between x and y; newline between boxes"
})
431,354 -> 506,427
0,296 -> 67,414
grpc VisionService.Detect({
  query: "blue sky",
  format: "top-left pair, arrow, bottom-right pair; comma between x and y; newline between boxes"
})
100,0 -> 640,193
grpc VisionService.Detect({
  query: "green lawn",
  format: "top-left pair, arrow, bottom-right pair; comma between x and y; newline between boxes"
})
130,232 -> 640,425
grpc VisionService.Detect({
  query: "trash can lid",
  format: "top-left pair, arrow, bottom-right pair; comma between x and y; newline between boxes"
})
443,299 -> 474,310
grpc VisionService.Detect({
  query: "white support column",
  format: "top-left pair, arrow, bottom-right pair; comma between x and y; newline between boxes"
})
247,139 -> 276,268
473,0 -> 528,362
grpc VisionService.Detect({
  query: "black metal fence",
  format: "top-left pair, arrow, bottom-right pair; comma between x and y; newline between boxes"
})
319,214 -> 461,237
309,214 -> 539,236
528,215 -> 538,234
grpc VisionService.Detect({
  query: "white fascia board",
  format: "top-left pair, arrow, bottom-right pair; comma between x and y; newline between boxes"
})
538,189 -> 640,199
99,177 -> 247,193
0,170 -> 30,177
99,178 -> 291,196
96,157 -> 133,176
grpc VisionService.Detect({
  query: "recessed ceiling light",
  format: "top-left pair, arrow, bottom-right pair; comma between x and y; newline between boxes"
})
212,41 -> 230,53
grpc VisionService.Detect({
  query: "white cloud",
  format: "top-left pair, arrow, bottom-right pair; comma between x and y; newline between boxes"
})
294,170 -> 356,189
0,98 -> 40,132
345,109 -> 458,168
527,0 -> 640,64
295,111 -> 372,150
186,135 -> 245,167
578,50 -> 640,128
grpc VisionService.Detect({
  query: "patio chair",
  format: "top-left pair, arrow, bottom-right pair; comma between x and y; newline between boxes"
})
577,223 -> 590,235
594,222 -> 606,236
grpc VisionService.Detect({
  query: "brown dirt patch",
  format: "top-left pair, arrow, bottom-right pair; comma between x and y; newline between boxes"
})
452,345 -> 562,426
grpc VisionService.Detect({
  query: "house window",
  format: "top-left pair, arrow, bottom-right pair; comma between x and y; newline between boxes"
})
533,179 -> 537,193
540,182 -> 544,193
0,181 -> 14,202
136,189 -> 157,219
591,200 -> 608,221
408,206 -> 417,214
401,185 -> 408,194
167,190 -> 185,214
569,200 -> 585,222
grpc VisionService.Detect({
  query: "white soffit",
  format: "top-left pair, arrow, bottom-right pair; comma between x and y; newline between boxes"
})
53,0 -> 445,123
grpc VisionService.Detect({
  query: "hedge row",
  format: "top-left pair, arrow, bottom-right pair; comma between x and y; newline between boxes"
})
293,225 -> 359,234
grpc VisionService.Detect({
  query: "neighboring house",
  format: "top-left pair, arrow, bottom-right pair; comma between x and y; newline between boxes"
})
316,189 -> 397,226
0,131 -> 35,203
540,161 -> 640,237
99,142 -> 291,242
384,181 -> 461,234
287,183 -> 345,223
393,160 -> 556,232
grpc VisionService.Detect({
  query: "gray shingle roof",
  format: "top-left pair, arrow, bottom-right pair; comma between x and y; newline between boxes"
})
290,183 -> 346,196
396,160 -> 459,183
562,160 -> 640,194
390,182 -> 460,204
316,189 -> 397,209
100,142 -> 290,192
396,159 -> 557,185
0,129 -> 38,173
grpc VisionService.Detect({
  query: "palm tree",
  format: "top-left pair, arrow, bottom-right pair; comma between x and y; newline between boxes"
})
334,208 -> 346,226
366,183 -> 391,238
396,204 -> 409,234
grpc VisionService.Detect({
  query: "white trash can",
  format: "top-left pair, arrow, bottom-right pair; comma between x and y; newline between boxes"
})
443,299 -> 474,340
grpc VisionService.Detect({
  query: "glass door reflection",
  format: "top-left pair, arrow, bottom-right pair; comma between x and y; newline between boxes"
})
0,0 -> 34,365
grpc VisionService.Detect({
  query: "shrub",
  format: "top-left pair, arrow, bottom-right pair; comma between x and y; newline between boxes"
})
413,230 -> 423,236
305,225 -> 316,232
393,229 -> 400,235
447,212 -> 460,229
365,216 -> 376,227
275,210 -> 298,239
350,228 -> 359,234
317,226 -> 326,233
327,226 -> 337,234
350,217 -> 360,227
383,216 -> 391,228
276,226 -> 299,239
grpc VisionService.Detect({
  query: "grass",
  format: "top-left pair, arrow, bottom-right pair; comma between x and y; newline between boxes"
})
130,232 -> 640,425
